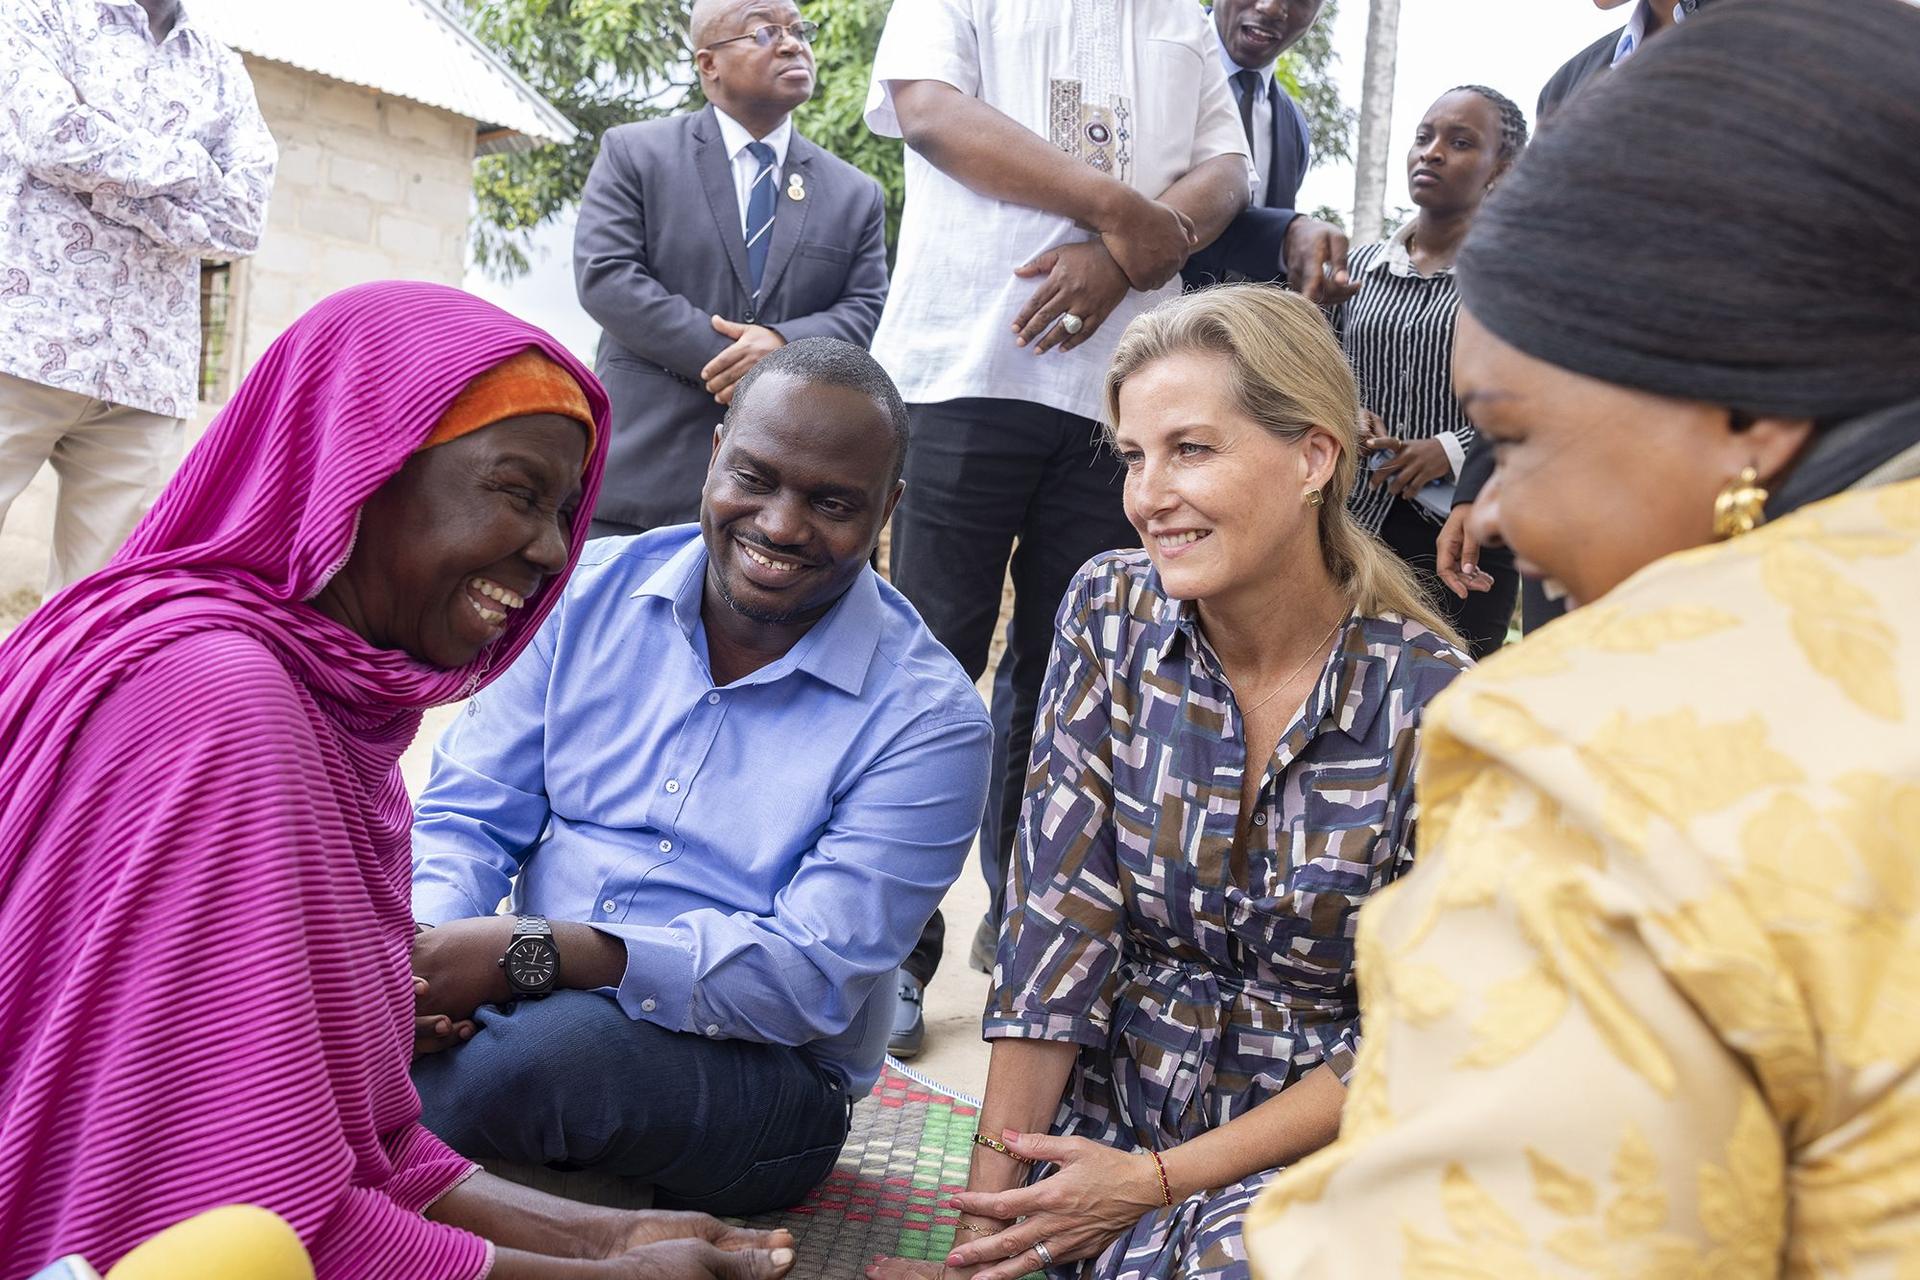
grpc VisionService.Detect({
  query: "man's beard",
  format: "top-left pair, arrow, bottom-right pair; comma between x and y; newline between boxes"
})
714,562 -> 812,626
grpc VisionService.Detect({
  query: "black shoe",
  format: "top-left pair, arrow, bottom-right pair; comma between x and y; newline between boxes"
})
968,913 -> 998,975
889,969 -> 926,1059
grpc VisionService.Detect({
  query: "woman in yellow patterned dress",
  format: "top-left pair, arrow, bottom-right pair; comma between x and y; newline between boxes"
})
1244,0 -> 1920,1275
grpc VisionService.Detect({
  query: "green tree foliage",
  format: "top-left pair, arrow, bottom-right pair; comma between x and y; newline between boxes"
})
460,0 -> 1353,281
1275,0 -> 1356,166
458,0 -> 698,279
787,0 -> 902,258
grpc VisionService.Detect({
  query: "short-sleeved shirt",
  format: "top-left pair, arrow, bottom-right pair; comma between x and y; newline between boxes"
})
985,550 -> 1469,1144
864,0 -> 1251,420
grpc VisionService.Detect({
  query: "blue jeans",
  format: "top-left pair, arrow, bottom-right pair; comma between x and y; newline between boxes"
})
411,991 -> 849,1215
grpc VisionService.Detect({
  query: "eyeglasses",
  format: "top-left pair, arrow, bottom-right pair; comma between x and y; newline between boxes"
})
706,20 -> 819,50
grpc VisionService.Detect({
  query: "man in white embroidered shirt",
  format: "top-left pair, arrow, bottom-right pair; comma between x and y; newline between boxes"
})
0,0 -> 275,592
864,0 -> 1252,1052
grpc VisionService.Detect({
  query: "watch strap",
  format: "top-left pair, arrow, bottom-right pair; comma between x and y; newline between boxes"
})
502,914 -> 558,997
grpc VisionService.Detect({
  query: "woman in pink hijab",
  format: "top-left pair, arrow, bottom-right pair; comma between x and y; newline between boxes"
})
0,283 -> 795,1280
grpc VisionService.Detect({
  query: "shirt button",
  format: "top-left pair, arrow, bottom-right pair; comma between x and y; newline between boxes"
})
1253,813 -> 1268,827
705,1024 -> 721,1037
659,839 -> 673,852
706,692 -> 721,705
602,899 -> 617,913
665,779 -> 680,793
641,998 -> 657,1012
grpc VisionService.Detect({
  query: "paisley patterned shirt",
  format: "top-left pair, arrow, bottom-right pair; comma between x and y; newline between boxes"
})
0,0 -> 276,416
986,550 -> 1469,1147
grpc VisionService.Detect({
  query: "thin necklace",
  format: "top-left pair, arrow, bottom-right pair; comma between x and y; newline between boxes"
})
1237,613 -> 1348,718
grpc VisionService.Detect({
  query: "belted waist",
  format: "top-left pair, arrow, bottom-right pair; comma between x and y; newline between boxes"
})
1103,953 -> 1354,1141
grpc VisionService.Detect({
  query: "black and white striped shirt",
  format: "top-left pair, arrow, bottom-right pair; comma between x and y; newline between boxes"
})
1330,223 -> 1477,535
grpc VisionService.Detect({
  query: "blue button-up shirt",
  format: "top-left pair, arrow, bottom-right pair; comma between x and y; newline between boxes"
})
411,527 -> 992,1091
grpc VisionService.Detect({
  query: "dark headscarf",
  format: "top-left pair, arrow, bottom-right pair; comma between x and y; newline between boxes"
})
1457,0 -> 1920,514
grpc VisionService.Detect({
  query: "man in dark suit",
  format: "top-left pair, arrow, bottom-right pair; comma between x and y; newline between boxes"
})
1182,0 -> 1355,304
1541,1 -> 1710,122
574,0 -> 889,536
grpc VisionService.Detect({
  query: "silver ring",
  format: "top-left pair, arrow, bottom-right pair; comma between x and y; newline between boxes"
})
1033,1240 -> 1055,1266
1059,313 -> 1084,335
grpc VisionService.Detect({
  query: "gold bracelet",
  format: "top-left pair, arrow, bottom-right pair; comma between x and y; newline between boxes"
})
972,1132 -> 1035,1164
953,1221 -> 996,1237
1148,1149 -> 1174,1207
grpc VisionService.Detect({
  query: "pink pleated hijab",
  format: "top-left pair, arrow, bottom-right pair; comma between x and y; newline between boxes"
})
0,282 -> 609,1275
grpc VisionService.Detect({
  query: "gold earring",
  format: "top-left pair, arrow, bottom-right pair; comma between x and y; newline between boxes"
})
1305,488 -> 1324,508
1712,466 -> 1768,540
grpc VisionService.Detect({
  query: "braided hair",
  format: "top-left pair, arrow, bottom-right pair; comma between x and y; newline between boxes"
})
1448,85 -> 1530,163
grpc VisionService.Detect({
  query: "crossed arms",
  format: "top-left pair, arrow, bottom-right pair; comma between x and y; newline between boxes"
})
0,9 -> 275,258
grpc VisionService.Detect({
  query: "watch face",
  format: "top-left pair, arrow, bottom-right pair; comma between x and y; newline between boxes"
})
505,936 -> 558,993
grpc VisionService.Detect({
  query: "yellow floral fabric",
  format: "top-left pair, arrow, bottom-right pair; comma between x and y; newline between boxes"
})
1245,477 -> 1920,1278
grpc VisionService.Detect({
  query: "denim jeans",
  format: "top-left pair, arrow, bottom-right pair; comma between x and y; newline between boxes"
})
411,990 -> 848,1215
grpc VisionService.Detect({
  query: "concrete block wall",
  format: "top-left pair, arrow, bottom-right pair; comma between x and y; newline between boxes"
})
238,58 -> 477,375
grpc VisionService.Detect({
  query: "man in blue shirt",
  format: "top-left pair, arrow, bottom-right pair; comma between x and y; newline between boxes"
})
406,339 -> 992,1215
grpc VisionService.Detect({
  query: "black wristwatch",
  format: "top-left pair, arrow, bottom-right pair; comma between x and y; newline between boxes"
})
499,914 -> 559,999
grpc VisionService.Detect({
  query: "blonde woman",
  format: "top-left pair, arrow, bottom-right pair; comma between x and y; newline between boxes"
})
867,286 -> 1469,1280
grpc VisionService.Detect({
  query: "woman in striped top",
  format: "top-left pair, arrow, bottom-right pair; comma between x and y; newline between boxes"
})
1330,86 -> 1528,658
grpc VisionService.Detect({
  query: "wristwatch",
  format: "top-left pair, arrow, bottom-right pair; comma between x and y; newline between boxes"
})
498,915 -> 559,999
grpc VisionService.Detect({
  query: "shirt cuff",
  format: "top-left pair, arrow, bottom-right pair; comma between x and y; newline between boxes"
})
982,1010 -> 1110,1050
1437,431 -> 1466,478
1325,1025 -> 1361,1086
611,926 -> 699,1031
412,884 -> 491,928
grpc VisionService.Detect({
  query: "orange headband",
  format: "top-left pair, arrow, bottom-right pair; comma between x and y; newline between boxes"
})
421,349 -> 595,466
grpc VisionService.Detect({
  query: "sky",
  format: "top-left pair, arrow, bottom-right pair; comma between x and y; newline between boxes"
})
465,1 -> 1633,362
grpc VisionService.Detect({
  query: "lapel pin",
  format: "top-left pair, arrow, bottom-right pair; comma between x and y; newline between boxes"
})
787,173 -> 806,201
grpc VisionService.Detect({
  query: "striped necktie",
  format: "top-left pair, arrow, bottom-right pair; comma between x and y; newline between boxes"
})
744,140 -> 777,295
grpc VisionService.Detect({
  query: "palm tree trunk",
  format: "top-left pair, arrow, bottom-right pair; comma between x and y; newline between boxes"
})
1351,0 -> 1402,245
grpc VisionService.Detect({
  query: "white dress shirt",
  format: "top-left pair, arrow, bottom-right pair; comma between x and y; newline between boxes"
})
712,107 -> 793,237
866,0 -> 1251,421
1215,38 -> 1274,200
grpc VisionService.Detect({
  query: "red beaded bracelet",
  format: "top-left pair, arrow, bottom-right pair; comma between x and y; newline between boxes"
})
1148,1149 -> 1173,1206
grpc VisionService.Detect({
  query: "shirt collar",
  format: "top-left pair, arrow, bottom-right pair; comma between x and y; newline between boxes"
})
1213,28 -> 1276,86
1614,0 -> 1686,66
100,0 -> 200,42
1149,591 -> 1401,744
713,106 -> 793,169
1366,218 -> 1450,280
631,532 -> 880,696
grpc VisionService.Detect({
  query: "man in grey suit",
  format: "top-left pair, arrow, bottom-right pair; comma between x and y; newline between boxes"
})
574,0 -> 890,536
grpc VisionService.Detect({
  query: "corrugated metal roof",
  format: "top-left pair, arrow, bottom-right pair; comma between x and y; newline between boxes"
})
190,0 -> 576,149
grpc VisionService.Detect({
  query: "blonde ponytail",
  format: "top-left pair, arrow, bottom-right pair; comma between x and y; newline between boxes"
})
1103,284 -> 1464,650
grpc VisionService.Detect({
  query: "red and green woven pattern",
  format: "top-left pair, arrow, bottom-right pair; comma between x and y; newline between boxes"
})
733,1063 -> 983,1277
